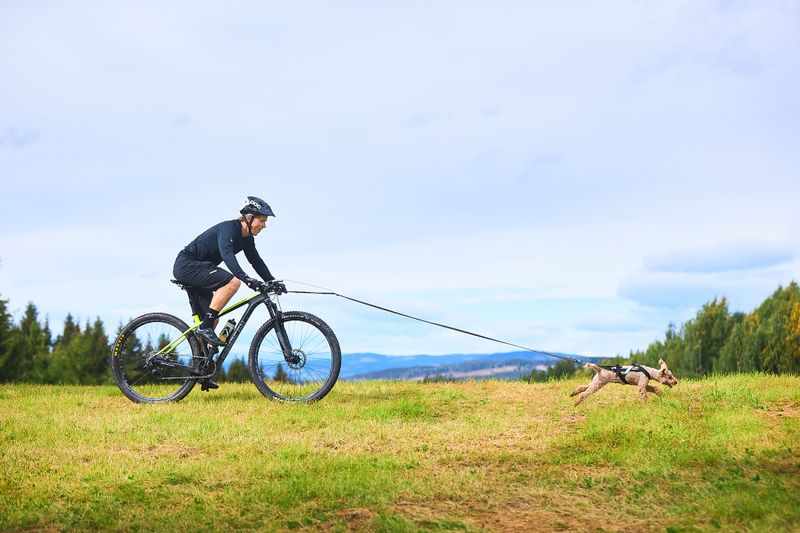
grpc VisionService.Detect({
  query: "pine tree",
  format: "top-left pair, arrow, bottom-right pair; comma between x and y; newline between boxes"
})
273,362 -> 289,383
56,314 -> 81,349
226,358 -> 252,382
15,303 -> 52,381
28,316 -> 54,383
84,318 -> 111,384
0,295 -> 17,382
48,316 -> 89,384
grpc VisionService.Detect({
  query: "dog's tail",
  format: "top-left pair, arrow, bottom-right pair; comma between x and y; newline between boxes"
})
586,363 -> 601,373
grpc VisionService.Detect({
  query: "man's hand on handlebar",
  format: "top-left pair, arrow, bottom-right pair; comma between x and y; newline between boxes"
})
244,277 -> 267,292
267,280 -> 287,294
244,277 -> 286,294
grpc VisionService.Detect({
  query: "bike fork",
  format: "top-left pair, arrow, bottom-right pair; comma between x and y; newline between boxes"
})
273,311 -> 294,359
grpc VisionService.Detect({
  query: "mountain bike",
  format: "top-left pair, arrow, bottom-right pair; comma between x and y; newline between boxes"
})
111,281 -> 341,403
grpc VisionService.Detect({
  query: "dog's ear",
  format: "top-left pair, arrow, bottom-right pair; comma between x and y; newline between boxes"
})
658,359 -> 668,369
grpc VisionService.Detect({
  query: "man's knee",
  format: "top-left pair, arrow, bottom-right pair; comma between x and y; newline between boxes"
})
228,277 -> 241,291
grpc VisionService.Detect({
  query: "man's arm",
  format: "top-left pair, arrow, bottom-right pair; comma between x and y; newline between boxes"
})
217,228 -> 251,281
243,239 -> 275,282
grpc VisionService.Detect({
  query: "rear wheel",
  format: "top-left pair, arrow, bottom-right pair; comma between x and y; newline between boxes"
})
111,313 -> 204,403
248,311 -> 341,402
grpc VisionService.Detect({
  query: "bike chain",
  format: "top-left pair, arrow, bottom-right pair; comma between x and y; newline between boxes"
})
151,356 -> 217,380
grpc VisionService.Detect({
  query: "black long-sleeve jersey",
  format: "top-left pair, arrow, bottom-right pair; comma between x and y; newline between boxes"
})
179,219 -> 274,282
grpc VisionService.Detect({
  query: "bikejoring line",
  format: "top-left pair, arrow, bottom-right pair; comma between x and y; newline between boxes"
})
111,279 -> 585,405
283,280 -> 588,367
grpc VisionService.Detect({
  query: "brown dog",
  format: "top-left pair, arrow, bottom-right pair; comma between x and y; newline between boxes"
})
570,359 -> 678,405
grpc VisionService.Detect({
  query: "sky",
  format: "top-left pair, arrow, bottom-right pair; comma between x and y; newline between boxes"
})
1,1 -> 799,359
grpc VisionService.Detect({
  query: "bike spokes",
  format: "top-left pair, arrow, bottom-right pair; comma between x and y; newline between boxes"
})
113,314 -> 201,402
250,312 -> 341,401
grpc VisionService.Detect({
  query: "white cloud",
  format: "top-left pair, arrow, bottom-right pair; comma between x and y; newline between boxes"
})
643,241 -> 794,273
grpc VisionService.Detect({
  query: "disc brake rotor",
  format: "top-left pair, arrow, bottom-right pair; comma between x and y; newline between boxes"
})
286,349 -> 307,370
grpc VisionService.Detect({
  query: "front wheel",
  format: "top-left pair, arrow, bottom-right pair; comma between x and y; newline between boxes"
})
249,311 -> 341,402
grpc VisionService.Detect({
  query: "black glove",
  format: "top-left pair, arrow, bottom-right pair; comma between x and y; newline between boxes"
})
267,280 -> 287,294
244,277 -> 266,292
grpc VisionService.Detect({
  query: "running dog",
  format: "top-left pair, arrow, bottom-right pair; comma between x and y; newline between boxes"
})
570,359 -> 678,405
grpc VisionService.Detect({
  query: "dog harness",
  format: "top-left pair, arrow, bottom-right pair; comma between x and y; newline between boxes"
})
599,364 -> 652,384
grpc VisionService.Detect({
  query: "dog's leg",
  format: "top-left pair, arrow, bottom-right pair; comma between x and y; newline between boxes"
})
572,363 -> 602,398
637,382 -> 650,401
645,384 -> 661,395
574,379 -> 606,406
570,383 -> 590,397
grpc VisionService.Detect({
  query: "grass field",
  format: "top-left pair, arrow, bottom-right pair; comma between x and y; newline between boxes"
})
1,374 -> 799,532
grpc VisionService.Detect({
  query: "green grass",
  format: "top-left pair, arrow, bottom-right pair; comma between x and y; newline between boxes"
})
1,374 -> 798,532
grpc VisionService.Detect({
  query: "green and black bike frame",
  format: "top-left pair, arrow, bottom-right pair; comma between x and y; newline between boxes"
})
153,290 -> 294,378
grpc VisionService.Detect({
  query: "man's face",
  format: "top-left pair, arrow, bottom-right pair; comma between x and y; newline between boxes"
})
250,215 -> 268,235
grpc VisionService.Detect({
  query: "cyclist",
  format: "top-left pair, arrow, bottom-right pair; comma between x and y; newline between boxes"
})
173,196 -> 286,349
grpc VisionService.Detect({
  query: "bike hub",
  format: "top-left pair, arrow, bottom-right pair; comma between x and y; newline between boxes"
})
286,348 -> 307,369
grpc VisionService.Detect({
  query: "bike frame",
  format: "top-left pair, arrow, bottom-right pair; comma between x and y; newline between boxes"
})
155,290 -> 292,374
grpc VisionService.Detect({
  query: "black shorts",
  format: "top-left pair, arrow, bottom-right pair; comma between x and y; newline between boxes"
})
173,253 -> 234,316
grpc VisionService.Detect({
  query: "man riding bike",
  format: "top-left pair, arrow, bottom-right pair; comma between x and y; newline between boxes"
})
172,196 -> 287,350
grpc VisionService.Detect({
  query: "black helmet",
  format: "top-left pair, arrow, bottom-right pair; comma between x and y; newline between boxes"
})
240,196 -> 275,217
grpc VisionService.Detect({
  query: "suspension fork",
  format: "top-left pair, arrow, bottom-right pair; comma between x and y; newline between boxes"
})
265,298 -> 294,360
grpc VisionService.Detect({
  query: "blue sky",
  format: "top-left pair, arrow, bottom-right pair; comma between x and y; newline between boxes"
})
1,1 -> 799,358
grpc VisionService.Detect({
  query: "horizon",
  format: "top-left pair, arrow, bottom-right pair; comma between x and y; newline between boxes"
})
2,282 -> 793,361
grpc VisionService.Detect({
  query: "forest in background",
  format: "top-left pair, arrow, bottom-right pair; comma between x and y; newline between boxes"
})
0,300 -> 254,384
1,282 -> 799,384
522,282 -> 800,382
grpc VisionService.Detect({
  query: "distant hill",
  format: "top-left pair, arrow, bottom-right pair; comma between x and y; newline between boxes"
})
340,351 -> 605,380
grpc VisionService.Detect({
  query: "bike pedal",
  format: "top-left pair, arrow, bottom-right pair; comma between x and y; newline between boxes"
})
200,379 -> 219,391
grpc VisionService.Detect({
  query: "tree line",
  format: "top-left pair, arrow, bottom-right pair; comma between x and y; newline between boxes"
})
521,281 -> 800,382
622,281 -> 800,377
2,282 -> 799,384
0,297 -> 260,384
